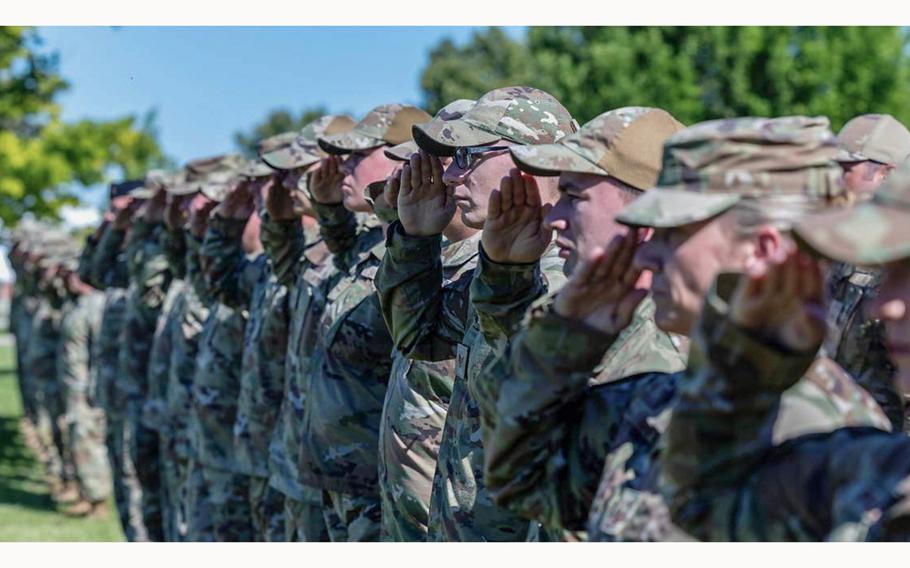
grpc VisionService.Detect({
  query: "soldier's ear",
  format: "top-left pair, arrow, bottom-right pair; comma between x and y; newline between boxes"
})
750,225 -> 785,267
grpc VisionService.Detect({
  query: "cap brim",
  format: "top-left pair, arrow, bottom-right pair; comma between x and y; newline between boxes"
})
200,182 -> 233,203
261,144 -> 322,170
412,118 -> 500,157
166,182 -> 200,196
384,141 -> 418,162
835,148 -> 869,163
241,161 -> 276,179
795,201 -> 910,265
318,130 -> 385,155
128,187 -> 156,199
615,188 -> 741,228
509,144 -> 605,177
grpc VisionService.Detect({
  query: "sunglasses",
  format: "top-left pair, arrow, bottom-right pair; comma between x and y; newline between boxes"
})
453,145 -> 510,170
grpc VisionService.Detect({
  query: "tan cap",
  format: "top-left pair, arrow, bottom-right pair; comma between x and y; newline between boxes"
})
510,107 -> 685,190
318,104 -> 432,155
260,115 -> 356,170
835,114 -> 910,165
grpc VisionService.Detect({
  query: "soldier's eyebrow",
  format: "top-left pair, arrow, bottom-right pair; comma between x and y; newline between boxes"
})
558,179 -> 583,193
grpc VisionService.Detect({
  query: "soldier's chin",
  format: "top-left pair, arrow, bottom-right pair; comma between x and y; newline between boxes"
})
458,205 -> 485,230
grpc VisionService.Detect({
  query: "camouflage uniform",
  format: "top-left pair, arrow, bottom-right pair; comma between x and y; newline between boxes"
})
10,235 -> 42,425
297,204 -> 386,542
170,234 -> 213,541
377,87 -> 577,542
58,287 -> 111,504
26,269 -> 72,487
661,276 -> 893,540
378,233 -> 481,541
202,211 -> 288,541
262,215 -> 333,542
120,217 -> 174,541
90,223 -> 146,540
609,116 -> 893,541
145,226 -> 189,541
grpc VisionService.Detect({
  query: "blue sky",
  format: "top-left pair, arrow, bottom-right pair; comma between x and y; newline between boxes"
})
37,26 -> 525,210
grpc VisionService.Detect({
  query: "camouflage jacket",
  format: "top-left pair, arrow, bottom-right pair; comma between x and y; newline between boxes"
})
166,235 -> 210,461
58,291 -> 105,414
190,300 -> 248,472
77,232 -> 100,288
297,203 -> 387,495
823,262 -> 904,431
118,219 -> 175,399
26,293 -> 69,386
375,224 -> 565,541
661,274 -> 894,541
471,290 -> 688,540
378,234 -> 482,542
94,289 -> 129,417
91,224 -> 130,290
202,213 -> 289,478
261,216 -> 332,500
143,278 -> 188,432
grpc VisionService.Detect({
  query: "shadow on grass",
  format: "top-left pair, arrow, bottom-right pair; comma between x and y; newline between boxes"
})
0,416 -> 56,513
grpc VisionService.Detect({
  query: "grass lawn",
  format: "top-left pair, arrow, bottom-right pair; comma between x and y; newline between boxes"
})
0,335 -> 124,541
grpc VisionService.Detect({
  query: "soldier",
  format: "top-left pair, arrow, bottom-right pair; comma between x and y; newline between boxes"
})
187,156 -> 256,541
145,170 -> 198,541
824,114 -> 910,431
469,107 -> 688,541
90,181 -> 150,540
260,115 -> 351,542
375,100 -> 482,542
26,235 -> 80,502
659,159 -> 910,541
201,136 -> 294,541
178,171 -> 224,542
291,102 -> 430,542
57,252 -> 111,517
375,86 -> 575,541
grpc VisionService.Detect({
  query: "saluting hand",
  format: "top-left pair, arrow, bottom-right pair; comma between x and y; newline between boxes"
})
482,169 -> 553,264
553,230 -> 649,336
398,150 -> 455,236
309,156 -> 345,205
214,180 -> 256,221
729,242 -> 826,353
266,173 -> 303,221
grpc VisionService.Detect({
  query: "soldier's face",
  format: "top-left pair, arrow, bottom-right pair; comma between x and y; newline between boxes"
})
634,213 -> 745,335
443,142 -> 514,230
840,160 -> 890,199
871,261 -> 910,391
341,147 -> 398,214
546,172 -> 636,275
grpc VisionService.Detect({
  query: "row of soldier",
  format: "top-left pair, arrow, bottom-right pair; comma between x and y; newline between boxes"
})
9,85 -> 910,541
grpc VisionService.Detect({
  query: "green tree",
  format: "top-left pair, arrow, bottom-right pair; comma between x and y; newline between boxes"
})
233,106 -> 328,157
420,27 -> 535,115
421,27 -> 910,130
0,26 -> 165,225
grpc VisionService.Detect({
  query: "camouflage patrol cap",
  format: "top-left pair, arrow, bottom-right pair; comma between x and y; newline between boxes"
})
199,171 -> 241,203
385,99 -> 475,161
835,114 -> 910,165
261,115 -> 357,170
510,107 -> 685,190
319,104 -> 431,155
170,153 -> 245,196
110,179 -> 146,200
413,86 -> 577,157
616,116 -> 845,228
795,160 -> 910,265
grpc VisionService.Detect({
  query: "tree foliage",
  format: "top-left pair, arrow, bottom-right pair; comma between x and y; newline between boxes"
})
0,27 -> 166,226
421,27 -> 910,130
233,106 -> 328,157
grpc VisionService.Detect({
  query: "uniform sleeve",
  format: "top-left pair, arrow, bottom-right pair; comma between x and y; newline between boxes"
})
58,308 -> 92,414
660,273 -> 823,541
375,220 -> 469,361
78,233 -> 100,287
91,225 -> 127,289
160,227 -> 188,280
312,201 -> 358,271
260,215 -> 307,287
136,225 -> 174,315
469,244 -> 549,343
200,214 -> 255,308
475,299 -> 632,530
